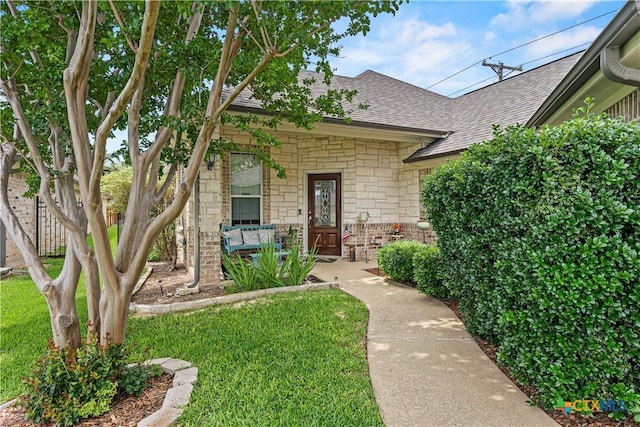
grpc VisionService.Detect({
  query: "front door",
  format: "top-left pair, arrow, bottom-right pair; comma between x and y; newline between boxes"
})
308,173 -> 341,256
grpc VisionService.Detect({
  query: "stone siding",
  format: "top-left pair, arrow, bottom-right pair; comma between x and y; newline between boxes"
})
185,126 -> 440,284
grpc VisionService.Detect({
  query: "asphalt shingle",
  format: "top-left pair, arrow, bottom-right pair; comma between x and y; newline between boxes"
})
405,52 -> 582,161
228,52 -> 582,160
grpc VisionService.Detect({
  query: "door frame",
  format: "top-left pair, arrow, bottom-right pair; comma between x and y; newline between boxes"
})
305,172 -> 342,257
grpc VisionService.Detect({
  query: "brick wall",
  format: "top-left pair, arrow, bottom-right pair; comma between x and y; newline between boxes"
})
3,173 -> 32,267
184,126 -> 442,283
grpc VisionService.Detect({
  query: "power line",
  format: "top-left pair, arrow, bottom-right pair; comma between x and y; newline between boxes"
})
447,75 -> 496,97
445,42 -> 592,97
425,8 -> 618,90
519,42 -> 591,67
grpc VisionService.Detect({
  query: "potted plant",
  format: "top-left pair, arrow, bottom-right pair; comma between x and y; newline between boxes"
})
392,223 -> 401,235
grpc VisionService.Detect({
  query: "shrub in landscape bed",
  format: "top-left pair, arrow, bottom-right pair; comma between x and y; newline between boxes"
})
422,105 -> 640,409
412,244 -> 448,298
282,243 -> 317,287
377,240 -> 424,283
19,332 -> 157,426
223,242 -> 317,291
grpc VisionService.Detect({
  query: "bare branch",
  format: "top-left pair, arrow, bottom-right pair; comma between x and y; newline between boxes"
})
0,143 -> 50,289
0,77 -> 84,238
108,0 -> 137,52
154,162 -> 177,204
251,0 -> 271,49
93,0 -> 160,174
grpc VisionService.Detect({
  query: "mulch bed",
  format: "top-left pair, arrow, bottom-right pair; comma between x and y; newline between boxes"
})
0,373 -> 173,427
366,267 -> 639,427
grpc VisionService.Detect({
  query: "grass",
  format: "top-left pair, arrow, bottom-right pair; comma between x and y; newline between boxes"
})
1,227 -> 382,425
0,258 -> 89,401
0,226 -> 119,401
127,290 -> 381,426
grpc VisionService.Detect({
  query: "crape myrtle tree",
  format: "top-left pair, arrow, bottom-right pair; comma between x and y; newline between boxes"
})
0,0 -> 402,348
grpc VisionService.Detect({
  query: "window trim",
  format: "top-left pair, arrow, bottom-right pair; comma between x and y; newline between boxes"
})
229,152 -> 263,225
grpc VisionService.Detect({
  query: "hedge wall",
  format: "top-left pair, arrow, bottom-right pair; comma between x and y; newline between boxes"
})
421,110 -> 640,405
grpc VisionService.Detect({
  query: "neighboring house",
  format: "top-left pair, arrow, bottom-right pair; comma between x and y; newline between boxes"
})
182,2 -> 639,286
1,173 -> 34,268
1,172 -> 116,269
1,172 -> 74,268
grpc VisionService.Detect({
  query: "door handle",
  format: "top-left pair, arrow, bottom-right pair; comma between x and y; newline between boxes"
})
308,211 -> 312,226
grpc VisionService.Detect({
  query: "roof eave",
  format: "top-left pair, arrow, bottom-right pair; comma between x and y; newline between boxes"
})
527,1 -> 640,127
403,148 -> 463,164
226,104 -> 449,141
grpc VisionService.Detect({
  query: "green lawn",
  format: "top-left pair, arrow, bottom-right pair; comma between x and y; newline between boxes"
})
128,290 -> 381,426
0,229 -> 381,425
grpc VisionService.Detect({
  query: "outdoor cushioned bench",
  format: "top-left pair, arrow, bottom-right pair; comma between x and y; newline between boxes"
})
221,224 -> 287,265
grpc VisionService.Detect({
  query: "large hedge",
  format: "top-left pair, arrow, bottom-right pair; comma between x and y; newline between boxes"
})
421,108 -> 640,406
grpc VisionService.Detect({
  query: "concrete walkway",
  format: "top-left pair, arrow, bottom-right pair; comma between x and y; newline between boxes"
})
312,260 -> 558,427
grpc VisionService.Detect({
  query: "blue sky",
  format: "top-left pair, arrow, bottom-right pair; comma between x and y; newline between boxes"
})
106,0 -> 626,153
330,0 -> 626,96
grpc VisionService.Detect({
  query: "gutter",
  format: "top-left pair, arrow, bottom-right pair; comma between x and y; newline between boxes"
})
226,104 -> 448,139
527,1 -> 640,126
601,45 -> 640,85
403,148 -> 462,163
186,175 -> 200,288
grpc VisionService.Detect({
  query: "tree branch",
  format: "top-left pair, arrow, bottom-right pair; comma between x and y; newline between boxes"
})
251,0 -> 271,50
154,162 -> 177,205
108,0 -> 138,52
0,143 -> 50,289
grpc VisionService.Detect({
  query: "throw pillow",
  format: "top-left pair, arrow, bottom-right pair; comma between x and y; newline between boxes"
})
223,228 -> 243,246
242,229 -> 261,245
259,229 -> 275,244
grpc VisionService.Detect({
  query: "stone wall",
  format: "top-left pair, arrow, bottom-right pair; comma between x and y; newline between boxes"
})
184,125 -> 445,284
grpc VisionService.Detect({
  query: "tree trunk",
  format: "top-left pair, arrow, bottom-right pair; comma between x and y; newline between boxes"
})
44,281 -> 82,349
99,283 -> 133,345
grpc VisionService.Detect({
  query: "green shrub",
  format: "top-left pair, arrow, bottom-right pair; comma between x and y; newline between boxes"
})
18,333 -> 152,426
412,245 -> 447,298
377,240 -> 424,283
282,243 -> 317,287
223,254 -> 260,292
223,242 -> 317,291
422,105 -> 640,407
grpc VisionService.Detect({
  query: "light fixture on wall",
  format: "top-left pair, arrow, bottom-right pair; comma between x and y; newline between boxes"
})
206,153 -> 218,171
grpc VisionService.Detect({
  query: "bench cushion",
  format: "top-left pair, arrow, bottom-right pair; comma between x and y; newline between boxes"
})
223,228 -> 243,246
259,228 -> 275,244
242,229 -> 261,245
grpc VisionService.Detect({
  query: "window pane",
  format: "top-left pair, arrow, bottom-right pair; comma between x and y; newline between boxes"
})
231,153 -> 261,196
231,198 -> 260,225
314,180 -> 336,227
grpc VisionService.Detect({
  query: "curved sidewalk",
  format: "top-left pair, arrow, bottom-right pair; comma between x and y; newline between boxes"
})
312,260 -> 558,427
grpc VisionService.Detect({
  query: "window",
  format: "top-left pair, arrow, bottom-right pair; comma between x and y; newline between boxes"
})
230,153 -> 261,225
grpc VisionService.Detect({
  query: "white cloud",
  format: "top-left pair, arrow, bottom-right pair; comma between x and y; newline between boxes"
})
529,0 -> 598,22
331,17 -> 466,88
522,25 -> 601,57
483,31 -> 497,44
490,0 -> 599,30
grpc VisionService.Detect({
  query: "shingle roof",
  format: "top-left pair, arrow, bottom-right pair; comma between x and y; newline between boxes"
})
228,70 -> 451,133
404,52 -> 582,161
228,52 -> 581,159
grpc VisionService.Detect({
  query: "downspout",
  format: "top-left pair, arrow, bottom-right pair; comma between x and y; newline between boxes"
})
601,46 -> 640,86
187,175 -> 200,288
